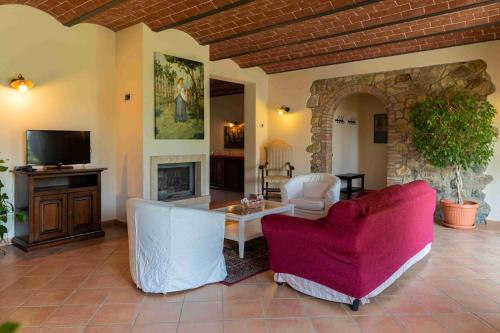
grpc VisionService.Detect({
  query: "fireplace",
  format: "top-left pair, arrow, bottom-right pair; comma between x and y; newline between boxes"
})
157,163 -> 195,201
150,154 -> 209,207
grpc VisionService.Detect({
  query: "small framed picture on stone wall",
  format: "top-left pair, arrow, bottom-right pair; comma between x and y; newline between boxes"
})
374,114 -> 388,144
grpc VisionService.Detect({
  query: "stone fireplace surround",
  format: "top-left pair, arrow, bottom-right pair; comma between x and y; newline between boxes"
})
306,60 -> 495,223
150,154 -> 210,207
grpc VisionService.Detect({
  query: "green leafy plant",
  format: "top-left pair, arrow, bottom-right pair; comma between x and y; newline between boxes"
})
0,322 -> 20,333
409,89 -> 497,204
0,156 -> 25,240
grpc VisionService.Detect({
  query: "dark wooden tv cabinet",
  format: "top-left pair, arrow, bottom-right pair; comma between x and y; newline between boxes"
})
12,167 -> 107,251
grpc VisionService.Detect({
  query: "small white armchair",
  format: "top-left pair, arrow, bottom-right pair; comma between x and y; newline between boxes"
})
281,173 -> 341,219
126,198 -> 227,293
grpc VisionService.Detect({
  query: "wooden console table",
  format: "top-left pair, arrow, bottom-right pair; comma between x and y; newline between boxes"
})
336,173 -> 365,199
12,167 -> 106,251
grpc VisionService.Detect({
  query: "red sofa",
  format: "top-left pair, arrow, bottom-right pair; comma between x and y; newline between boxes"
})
262,180 -> 436,310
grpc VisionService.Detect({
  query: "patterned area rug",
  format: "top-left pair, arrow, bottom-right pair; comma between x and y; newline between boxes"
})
222,237 -> 269,285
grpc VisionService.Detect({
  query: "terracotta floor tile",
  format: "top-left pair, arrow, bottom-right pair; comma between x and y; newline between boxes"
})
42,275 -> 87,290
177,321 -> 222,333
310,317 -> 360,333
433,313 -> 497,333
449,293 -> 500,313
23,289 -> 73,306
377,295 -> 427,314
224,319 -> 267,333
255,271 -> 275,284
258,283 -> 299,301
135,302 -> 182,323
144,291 -> 185,303
7,306 -> 56,327
65,289 -> 110,305
301,298 -> 349,317
46,304 -> 98,326
37,326 -> 84,333
263,299 -> 305,318
347,300 -> 386,316
266,318 -> 314,333
181,301 -> 223,322
131,323 -> 178,333
8,276 -> 52,290
80,274 -> 132,289
476,313 -> 500,331
84,325 -> 131,333
26,263 -> 68,276
223,283 -> 260,300
397,315 -> 451,333
105,287 -> 145,303
354,315 -> 405,333
61,263 -> 97,275
90,303 -> 140,325
0,289 -> 41,306
184,284 -> 222,301
413,295 -> 465,313
224,300 -> 263,319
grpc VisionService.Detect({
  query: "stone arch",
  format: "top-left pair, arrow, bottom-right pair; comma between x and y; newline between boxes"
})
305,60 -> 495,223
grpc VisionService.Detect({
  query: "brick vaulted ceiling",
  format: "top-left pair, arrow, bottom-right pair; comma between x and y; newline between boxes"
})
2,0 -> 500,73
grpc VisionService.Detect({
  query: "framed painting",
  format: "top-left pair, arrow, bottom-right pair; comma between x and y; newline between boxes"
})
154,53 -> 204,139
224,124 -> 244,149
374,113 -> 388,144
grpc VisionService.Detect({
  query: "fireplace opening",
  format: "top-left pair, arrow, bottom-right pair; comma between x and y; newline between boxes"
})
158,162 -> 195,201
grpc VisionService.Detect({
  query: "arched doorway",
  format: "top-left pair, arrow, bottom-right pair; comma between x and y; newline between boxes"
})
332,93 -> 387,190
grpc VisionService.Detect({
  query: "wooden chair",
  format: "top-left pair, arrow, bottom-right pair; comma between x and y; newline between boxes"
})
259,140 -> 294,199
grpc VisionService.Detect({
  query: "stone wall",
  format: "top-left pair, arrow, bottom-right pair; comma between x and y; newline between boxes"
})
306,60 -> 495,223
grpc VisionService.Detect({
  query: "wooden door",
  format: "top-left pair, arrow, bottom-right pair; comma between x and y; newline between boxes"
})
34,194 -> 68,242
68,190 -> 98,235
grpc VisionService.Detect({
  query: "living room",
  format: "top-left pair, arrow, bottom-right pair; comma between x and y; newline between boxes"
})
1,1 -> 500,333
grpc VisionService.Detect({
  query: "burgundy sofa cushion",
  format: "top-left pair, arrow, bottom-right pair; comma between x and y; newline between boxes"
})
262,180 -> 436,299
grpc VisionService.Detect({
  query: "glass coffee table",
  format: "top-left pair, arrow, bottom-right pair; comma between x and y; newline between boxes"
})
212,201 -> 294,258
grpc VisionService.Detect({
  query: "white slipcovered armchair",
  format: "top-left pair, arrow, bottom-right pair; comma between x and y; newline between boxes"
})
281,173 -> 341,219
126,198 -> 227,293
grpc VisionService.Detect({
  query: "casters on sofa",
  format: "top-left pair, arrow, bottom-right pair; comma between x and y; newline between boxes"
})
351,299 -> 361,311
276,282 -> 285,286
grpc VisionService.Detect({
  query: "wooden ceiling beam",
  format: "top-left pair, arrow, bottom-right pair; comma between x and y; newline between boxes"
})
213,0 -> 496,61
200,0 -> 383,45
262,22 -> 499,74
239,2 -> 499,68
153,0 -> 257,32
64,0 -> 127,26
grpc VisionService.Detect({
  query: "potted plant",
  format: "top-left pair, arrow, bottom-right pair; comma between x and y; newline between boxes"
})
0,156 -> 25,246
409,90 -> 497,229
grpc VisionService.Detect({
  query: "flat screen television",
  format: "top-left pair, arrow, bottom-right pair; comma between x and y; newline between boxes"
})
26,130 -> 91,166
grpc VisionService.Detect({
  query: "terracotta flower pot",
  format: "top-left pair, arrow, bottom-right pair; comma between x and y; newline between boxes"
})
440,199 -> 478,230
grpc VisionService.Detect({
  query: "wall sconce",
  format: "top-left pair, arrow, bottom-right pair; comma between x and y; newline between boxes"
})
335,116 -> 345,124
228,121 -> 239,128
277,105 -> 290,116
10,74 -> 34,92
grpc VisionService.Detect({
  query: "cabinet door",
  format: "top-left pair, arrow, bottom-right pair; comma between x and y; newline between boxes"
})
68,190 -> 98,235
34,194 -> 68,242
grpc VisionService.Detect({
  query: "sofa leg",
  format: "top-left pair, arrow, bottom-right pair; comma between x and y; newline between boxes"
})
351,299 -> 360,311
276,282 -> 284,286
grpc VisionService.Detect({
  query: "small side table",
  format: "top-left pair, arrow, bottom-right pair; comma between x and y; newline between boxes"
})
336,173 -> 365,199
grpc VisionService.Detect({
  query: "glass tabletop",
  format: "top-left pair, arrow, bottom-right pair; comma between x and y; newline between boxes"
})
213,200 -> 287,216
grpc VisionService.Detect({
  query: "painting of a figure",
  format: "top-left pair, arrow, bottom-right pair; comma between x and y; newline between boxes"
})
155,53 -> 204,139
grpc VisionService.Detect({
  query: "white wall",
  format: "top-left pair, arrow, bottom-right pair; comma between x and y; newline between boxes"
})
142,27 -> 211,203
0,5 -> 117,239
210,94 -> 244,153
332,94 -> 387,190
268,40 -> 500,221
332,98 -> 359,175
